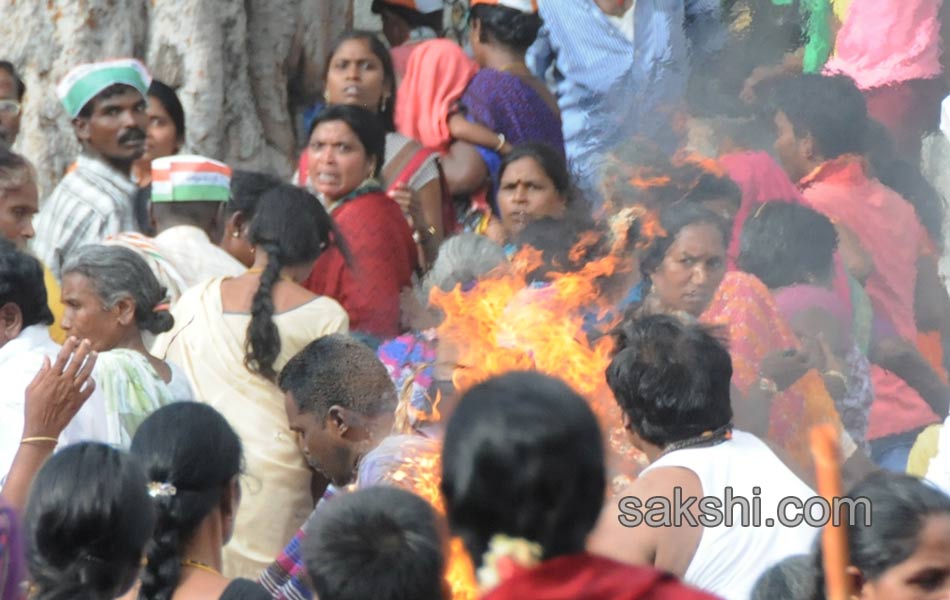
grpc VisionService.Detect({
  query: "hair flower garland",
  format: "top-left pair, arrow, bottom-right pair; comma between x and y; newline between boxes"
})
476,534 -> 543,592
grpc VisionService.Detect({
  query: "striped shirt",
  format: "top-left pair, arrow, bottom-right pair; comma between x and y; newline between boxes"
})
33,154 -> 138,280
258,435 -> 441,600
527,0 -> 724,202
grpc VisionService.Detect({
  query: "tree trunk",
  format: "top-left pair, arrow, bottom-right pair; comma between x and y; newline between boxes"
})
0,0 -> 353,196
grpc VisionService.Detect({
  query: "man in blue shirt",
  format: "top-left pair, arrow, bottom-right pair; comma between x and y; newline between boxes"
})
527,0 -> 725,207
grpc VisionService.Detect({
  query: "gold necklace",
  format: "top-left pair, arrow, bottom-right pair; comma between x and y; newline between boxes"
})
180,558 -> 221,576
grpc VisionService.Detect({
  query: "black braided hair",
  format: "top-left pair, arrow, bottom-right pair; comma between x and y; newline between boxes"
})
132,403 -> 243,600
243,183 -> 342,380
246,240 -> 284,380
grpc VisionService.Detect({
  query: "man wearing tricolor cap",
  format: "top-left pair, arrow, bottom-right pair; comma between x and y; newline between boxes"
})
33,58 -> 151,280
371,0 -> 444,79
149,155 -> 245,288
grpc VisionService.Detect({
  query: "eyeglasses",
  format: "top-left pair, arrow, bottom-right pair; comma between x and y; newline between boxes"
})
0,100 -> 21,116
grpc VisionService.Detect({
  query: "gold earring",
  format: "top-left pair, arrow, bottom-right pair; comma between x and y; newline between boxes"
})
380,95 -> 389,112
232,231 -> 240,238
324,91 -> 330,103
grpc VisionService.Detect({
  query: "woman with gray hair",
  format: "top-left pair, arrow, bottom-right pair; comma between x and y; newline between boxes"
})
379,233 -> 508,433
58,244 -> 193,447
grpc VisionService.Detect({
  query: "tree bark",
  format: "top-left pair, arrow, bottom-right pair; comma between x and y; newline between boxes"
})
0,0 -> 352,196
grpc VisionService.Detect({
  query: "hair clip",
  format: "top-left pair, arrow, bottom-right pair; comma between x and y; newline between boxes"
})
147,482 -> 177,498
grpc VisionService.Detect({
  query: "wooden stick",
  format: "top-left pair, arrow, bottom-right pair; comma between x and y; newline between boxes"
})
809,423 -> 854,600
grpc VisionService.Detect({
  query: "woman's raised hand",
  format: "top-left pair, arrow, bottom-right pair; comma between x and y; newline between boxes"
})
389,182 -> 423,223
23,337 -> 98,439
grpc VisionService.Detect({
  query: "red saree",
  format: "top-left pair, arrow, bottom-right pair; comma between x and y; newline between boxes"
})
305,190 -> 418,339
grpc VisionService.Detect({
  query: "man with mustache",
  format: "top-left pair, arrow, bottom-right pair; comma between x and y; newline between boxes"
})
0,61 -> 25,150
33,59 -> 150,280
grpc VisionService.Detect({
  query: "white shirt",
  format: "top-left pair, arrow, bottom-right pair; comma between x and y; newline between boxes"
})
642,430 -> 820,600
0,325 -> 60,483
606,1 -> 636,43
152,225 -> 245,289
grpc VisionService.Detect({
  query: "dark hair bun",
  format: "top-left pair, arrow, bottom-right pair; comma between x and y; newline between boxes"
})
142,309 -> 175,335
473,5 -> 542,52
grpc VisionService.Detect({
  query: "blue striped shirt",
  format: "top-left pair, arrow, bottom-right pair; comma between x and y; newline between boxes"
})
527,0 -> 725,204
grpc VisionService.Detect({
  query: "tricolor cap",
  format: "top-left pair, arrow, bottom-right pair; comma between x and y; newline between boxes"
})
56,58 -> 152,119
470,0 -> 538,13
373,0 -> 444,13
151,155 -> 232,203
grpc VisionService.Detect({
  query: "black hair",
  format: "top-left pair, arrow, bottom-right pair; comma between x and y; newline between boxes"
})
0,146 -> 35,191
607,315 -> 733,447
147,80 -> 186,142
812,472 -> 950,599
151,201 -> 221,230
325,31 -> 396,132
308,104 -> 386,179
304,486 -> 446,600
0,60 -> 26,100
738,202 -> 838,289
132,185 -> 155,236
865,119 -> 946,245
751,555 -> 815,600
681,173 -> 743,208
767,74 -> 869,159
639,202 -> 731,279
500,143 -> 573,201
244,183 -> 341,380
225,170 -> 283,221
131,403 -> 243,600
62,245 -> 174,335
371,0 -> 444,33
25,442 -> 155,600
441,371 -> 605,565
515,216 -> 604,281
0,237 -> 53,328
470,4 -> 542,53
76,83 -> 145,119
278,333 -> 397,418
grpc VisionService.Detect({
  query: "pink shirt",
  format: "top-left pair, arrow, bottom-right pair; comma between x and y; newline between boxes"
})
801,156 -> 938,438
824,0 -> 942,90
801,156 -> 922,342
720,151 -> 803,269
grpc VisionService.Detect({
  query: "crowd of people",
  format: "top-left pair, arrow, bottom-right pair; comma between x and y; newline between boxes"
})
2,0 -> 950,598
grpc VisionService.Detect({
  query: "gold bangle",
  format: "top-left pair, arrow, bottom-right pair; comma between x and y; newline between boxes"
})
494,133 -> 506,152
21,436 -> 59,446
413,225 -> 437,243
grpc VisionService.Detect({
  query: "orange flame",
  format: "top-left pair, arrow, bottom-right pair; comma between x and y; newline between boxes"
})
388,227 -> 662,599
430,235 -> 648,479
627,174 -> 672,189
386,441 -> 478,599
672,149 -> 727,177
